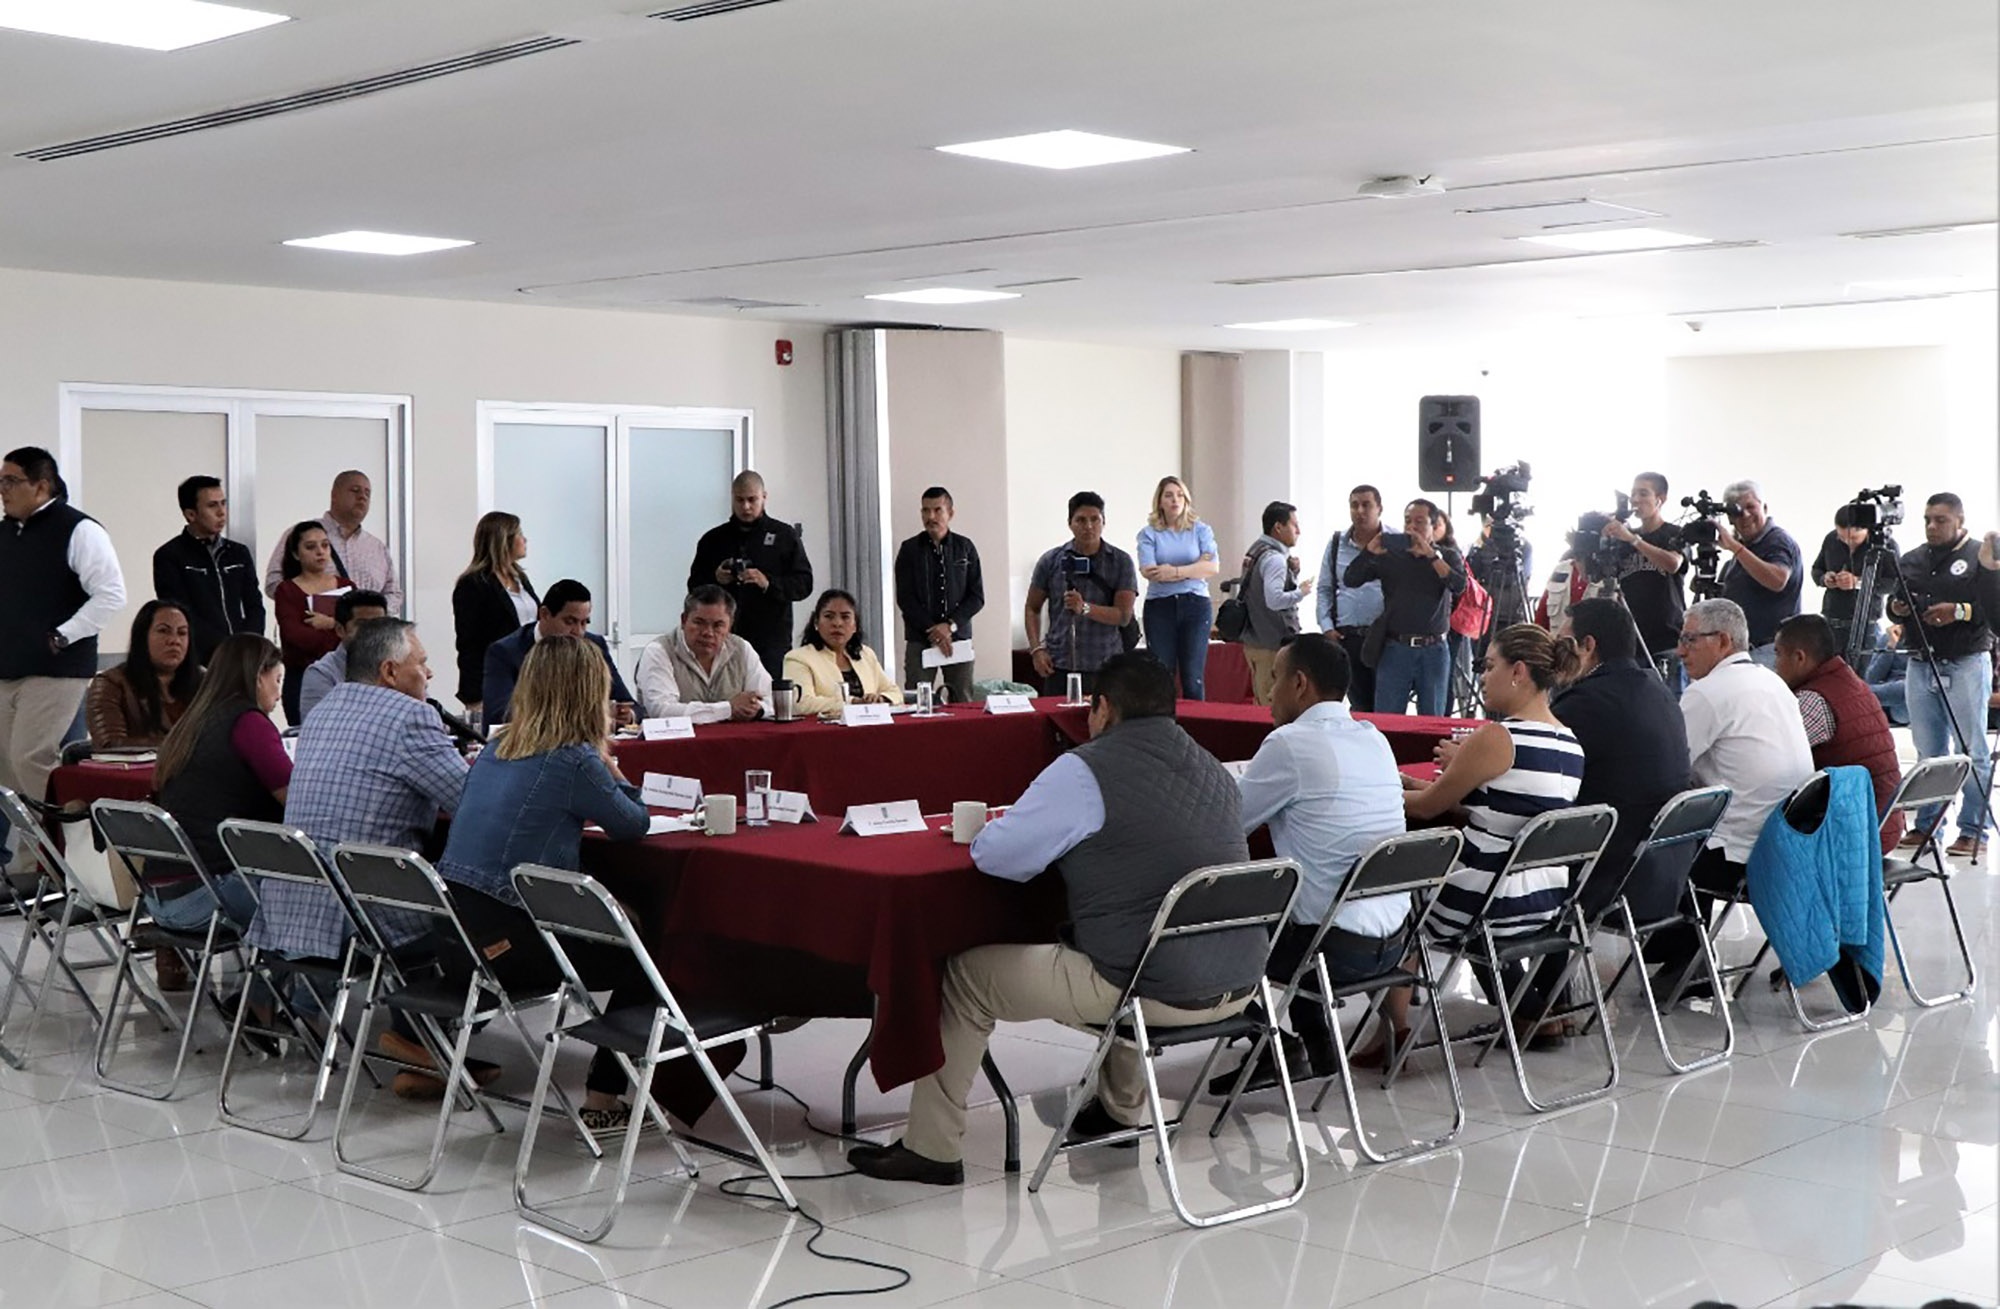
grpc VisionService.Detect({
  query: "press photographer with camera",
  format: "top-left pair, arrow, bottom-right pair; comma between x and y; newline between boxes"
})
1889,492 -> 1994,859
687,470 -> 816,678
1025,491 -> 1139,698
1715,480 -> 1803,667
1811,505 -> 1897,655
1600,472 -> 1689,679
1341,498 -> 1467,716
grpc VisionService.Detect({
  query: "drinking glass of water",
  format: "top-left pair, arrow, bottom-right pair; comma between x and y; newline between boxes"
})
745,769 -> 773,826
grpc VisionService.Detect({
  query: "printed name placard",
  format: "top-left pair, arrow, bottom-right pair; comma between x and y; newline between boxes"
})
762,790 -> 817,824
842,702 -> 895,727
839,800 -> 929,836
641,772 -> 704,811
984,694 -> 1033,715
641,717 -> 696,741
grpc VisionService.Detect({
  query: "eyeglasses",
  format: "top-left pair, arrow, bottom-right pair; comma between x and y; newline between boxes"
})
1676,630 -> 1722,649
0,476 -> 29,490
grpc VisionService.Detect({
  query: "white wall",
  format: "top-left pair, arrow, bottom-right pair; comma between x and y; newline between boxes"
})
0,266 -> 828,657
1003,338 -> 1181,647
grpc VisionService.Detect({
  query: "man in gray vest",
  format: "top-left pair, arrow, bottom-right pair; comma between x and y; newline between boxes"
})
1240,500 -> 1311,706
849,654 -> 1261,1186
0,447 -> 125,871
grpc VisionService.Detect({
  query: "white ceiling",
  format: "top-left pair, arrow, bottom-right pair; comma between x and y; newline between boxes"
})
0,0 -> 1993,353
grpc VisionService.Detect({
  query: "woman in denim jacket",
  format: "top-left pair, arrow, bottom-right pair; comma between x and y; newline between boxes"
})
436,634 -> 651,1135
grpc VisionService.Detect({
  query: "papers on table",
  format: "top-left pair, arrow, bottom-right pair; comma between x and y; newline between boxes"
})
984,693 -> 1033,715
641,717 -> 695,740
641,772 -> 703,811
647,813 -> 700,835
839,799 -> 928,836
759,789 -> 817,824
841,702 -> 895,727
921,641 -> 975,669
92,749 -> 157,764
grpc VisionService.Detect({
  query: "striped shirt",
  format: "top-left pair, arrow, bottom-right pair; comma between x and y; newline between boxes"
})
1429,718 -> 1585,939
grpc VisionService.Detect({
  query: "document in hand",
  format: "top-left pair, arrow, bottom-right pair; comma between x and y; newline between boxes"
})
921,642 -> 975,669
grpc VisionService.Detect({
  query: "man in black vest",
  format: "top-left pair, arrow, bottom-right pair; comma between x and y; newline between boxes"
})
153,474 -> 265,663
0,447 -> 126,866
849,654 -> 1261,1186
686,470 -> 815,678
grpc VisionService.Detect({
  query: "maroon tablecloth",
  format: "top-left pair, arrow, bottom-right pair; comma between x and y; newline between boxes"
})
587,819 -> 1063,1090
1013,642 -> 1256,705
49,761 -> 155,807
1043,698 -> 1466,766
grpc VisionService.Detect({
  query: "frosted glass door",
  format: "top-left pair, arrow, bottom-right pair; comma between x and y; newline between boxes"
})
621,425 -> 736,654
78,408 -> 228,656
493,423 -> 610,618
249,414 -> 393,599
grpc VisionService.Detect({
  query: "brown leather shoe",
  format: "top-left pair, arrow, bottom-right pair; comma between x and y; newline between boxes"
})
154,950 -> 191,993
1347,1025 -> 1413,1071
1946,835 -> 1987,860
377,1029 -> 502,1088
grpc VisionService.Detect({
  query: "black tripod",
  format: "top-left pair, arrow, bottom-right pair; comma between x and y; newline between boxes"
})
1462,533 -> 1534,718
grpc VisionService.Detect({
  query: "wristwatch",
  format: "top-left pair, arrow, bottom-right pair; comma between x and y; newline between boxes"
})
48,632 -> 69,652
1082,602 -> 1094,618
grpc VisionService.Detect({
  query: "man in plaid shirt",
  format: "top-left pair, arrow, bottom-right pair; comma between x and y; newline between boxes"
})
249,618 -> 467,962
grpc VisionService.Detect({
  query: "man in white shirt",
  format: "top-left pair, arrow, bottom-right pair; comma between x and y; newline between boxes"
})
0,447 -> 125,871
1648,597 -> 1814,993
263,470 -> 402,613
1211,633 -> 1406,1091
635,586 -> 770,723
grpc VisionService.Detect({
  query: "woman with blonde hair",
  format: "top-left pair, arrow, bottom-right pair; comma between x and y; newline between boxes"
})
435,635 -> 652,1134
451,511 -> 537,720
1135,475 -> 1220,699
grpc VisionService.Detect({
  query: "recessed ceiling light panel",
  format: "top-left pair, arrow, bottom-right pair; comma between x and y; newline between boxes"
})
284,230 -> 474,256
1517,227 -> 1712,253
1221,318 -> 1356,331
0,0 -> 288,51
936,129 -> 1189,170
865,287 -> 1020,305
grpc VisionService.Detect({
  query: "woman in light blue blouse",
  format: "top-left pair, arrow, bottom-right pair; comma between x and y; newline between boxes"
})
1136,476 -> 1220,699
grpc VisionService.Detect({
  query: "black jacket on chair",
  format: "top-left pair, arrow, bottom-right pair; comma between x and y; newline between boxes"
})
452,571 -> 538,706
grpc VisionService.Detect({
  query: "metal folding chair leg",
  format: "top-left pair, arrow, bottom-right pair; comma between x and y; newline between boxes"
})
1886,879 -> 1978,1007
94,920 -> 230,1102
1782,970 -> 1870,1032
1476,912 -> 1620,1113
1311,956 -> 1464,1163
217,947 -> 356,1140
514,997 -> 651,1245
1610,903 -> 1734,1074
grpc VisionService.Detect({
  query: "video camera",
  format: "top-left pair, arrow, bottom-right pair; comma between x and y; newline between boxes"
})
1837,485 -> 1903,544
1567,491 -> 1636,583
1677,489 -> 1730,598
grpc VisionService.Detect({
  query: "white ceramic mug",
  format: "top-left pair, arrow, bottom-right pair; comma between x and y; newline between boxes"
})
951,800 -> 988,844
702,794 -> 738,837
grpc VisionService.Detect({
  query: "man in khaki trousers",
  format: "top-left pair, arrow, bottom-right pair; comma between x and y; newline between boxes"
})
849,654 -> 1264,1186
0,447 -> 125,869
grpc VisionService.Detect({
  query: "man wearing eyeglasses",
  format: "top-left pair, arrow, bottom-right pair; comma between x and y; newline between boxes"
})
1716,480 -> 1802,669
1646,597 -> 1814,996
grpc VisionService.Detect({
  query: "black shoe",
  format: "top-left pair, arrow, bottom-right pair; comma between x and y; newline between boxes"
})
1206,1034 -> 1316,1097
846,1139 -> 963,1186
1064,1098 -> 1140,1148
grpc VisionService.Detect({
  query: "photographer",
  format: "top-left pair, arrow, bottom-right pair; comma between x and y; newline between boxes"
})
1025,491 -> 1139,698
687,470 -> 816,677
1342,498 -> 1466,716
1889,493 -> 1993,859
1812,506 -> 1896,654
1716,480 -> 1802,667
1603,473 -> 1688,681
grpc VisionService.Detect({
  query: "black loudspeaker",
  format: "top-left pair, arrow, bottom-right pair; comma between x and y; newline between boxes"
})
1417,395 -> 1480,492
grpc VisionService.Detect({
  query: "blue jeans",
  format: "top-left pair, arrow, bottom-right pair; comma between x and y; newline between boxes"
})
1866,647 -> 1910,727
1906,652 -> 1995,839
1143,593 -> 1213,701
144,872 -> 258,933
1375,640 -> 1450,716
1748,643 -> 1779,671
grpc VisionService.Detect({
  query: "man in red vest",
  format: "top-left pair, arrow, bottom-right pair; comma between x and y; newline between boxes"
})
1774,614 -> 1904,853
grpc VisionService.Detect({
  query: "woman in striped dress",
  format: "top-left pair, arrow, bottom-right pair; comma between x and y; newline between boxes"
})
1357,623 -> 1585,1064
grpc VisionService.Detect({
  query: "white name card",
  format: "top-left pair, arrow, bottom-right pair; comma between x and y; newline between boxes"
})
762,789 -> 817,824
641,717 -> 695,741
839,799 -> 929,836
985,693 -> 1033,715
641,772 -> 704,811
842,702 -> 895,727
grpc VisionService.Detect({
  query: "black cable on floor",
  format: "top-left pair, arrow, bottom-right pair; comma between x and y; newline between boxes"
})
715,1069 -> 915,1307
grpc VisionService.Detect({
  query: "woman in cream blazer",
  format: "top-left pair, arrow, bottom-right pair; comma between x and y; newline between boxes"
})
784,589 -> 906,717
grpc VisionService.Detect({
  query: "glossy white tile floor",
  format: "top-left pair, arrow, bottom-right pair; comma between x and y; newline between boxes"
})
0,847 -> 1994,1308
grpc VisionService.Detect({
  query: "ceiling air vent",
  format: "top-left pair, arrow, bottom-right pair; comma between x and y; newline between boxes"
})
675,296 -> 809,310
17,35 -> 580,162
649,0 -> 789,20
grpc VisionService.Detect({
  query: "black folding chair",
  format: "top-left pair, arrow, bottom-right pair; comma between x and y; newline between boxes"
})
1027,858 -> 1307,1229
213,819 -> 378,1139
90,798 -> 272,1100
509,864 -> 797,1244
0,786 -> 124,1066
1879,755 -> 1977,1007
328,844 -> 600,1192
1431,804 -> 1621,1113
1584,787 -> 1736,1074
1209,829 -> 1466,1164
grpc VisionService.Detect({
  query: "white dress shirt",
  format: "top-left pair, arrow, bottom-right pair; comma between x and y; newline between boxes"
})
1236,700 -> 1408,934
1682,652 -> 1816,862
635,629 -> 772,723
35,499 -> 127,646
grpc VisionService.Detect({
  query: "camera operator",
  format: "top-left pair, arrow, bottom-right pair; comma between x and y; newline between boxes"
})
1811,506 -> 1896,655
1716,480 -> 1802,668
1888,493 -> 1993,859
687,470 -> 815,678
1025,491 -> 1139,698
1602,472 -> 1689,684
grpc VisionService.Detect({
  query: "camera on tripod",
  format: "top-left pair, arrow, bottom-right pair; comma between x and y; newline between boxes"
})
1567,491 -> 1636,583
1468,462 -> 1534,589
1677,489 -> 1730,598
1837,485 -> 1903,543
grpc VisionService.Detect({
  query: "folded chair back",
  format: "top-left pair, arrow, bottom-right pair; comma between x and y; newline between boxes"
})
510,865 -> 671,1008
1884,755 -> 1970,817
1127,859 -> 1301,1001
1336,828 -> 1465,906
1590,787 -> 1732,924
90,799 -> 219,896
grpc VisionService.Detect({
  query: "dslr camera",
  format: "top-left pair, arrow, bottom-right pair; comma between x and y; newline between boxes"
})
1677,489 -> 1730,598
1567,491 -> 1636,583
1838,485 -> 1903,544
1469,461 -> 1534,583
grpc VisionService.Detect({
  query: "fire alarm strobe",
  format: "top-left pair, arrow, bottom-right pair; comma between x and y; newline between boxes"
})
774,339 -> 794,366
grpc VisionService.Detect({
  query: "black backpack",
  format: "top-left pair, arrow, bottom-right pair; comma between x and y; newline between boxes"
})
1214,543 -> 1275,643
